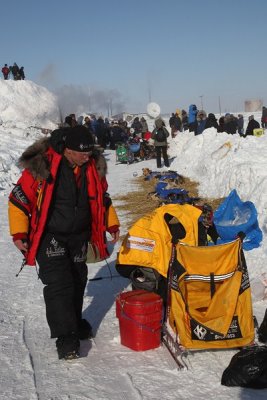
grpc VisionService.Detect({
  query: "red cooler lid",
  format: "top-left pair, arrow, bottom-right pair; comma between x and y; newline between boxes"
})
119,290 -> 162,306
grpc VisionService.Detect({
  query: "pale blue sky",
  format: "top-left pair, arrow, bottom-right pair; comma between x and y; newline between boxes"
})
2,0 -> 267,115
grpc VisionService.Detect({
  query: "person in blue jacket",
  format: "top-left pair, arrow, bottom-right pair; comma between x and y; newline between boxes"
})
188,104 -> 198,132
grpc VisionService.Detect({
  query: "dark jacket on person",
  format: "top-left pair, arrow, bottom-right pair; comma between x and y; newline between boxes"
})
151,118 -> 169,146
11,63 -> 20,79
131,117 -> 143,135
181,110 -> 189,131
205,113 -> 219,130
218,116 -> 225,132
245,118 -> 260,136
140,117 -> 148,134
261,107 -> 267,127
223,114 -> 238,134
237,115 -> 244,135
95,117 -> 109,148
19,67 -> 25,80
110,124 -> 126,149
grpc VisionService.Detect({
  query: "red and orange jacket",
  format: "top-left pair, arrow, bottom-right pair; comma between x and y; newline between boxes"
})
8,138 -> 119,266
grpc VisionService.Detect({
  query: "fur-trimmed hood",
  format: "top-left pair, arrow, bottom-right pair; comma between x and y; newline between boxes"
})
18,137 -> 52,181
18,128 -> 69,180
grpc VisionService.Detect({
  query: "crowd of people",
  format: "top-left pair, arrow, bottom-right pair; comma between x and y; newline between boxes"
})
61,105 -> 265,170
168,105 -> 265,137
1,62 -> 25,80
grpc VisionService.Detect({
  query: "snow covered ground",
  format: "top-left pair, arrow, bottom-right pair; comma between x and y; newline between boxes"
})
0,80 -> 267,399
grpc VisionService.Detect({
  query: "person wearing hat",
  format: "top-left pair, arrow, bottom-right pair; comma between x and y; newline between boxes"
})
8,125 -> 120,360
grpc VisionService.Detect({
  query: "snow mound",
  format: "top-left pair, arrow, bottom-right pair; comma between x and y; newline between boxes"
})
0,80 -> 59,128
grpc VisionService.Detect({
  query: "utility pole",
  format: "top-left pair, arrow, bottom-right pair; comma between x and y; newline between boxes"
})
199,95 -> 204,110
88,87 -> 91,113
109,98 -> 113,118
218,96 -> 222,115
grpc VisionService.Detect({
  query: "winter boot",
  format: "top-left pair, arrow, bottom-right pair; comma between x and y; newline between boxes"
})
78,319 -> 94,340
258,309 -> 267,343
56,333 -> 80,360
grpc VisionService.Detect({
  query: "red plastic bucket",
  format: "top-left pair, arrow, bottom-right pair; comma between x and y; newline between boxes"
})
116,290 -> 163,351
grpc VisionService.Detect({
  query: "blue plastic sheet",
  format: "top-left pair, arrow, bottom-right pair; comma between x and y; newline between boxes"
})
154,182 -> 194,204
214,189 -> 262,250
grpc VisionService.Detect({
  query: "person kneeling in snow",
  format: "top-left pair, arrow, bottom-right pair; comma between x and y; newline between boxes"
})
8,126 -> 120,360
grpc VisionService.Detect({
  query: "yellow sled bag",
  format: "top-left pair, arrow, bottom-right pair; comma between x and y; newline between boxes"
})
170,239 -> 254,349
253,128 -> 264,137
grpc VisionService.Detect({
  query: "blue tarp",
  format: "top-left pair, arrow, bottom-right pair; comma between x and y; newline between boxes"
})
214,189 -> 262,251
144,171 -> 180,181
155,181 -> 196,204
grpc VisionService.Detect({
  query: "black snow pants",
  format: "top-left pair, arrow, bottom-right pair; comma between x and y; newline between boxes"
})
36,232 -> 88,338
155,146 -> 169,168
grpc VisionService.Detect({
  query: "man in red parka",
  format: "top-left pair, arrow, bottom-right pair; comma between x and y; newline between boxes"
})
8,126 -> 120,360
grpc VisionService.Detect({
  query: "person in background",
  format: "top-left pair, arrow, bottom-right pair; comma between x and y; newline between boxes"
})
8,126 -> 120,360
69,114 -> 77,126
2,64 -> 10,80
83,116 -> 92,130
218,115 -> 225,132
223,113 -> 238,134
109,120 -> 127,149
95,116 -> 109,148
151,118 -> 170,169
190,110 -> 207,135
11,63 -> 20,80
188,104 -> 198,132
181,109 -> 189,131
131,117 -> 142,137
245,115 -> 260,136
90,115 -> 98,133
205,113 -> 219,131
19,66 -> 25,80
237,114 -> 244,136
104,117 -> 111,146
63,115 -> 76,128
169,111 -> 182,137
261,106 -> 267,129
76,116 -> 84,125
83,116 -> 96,142
140,117 -> 148,138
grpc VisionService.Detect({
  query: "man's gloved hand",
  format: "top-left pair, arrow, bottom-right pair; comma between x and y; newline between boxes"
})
13,233 -> 28,254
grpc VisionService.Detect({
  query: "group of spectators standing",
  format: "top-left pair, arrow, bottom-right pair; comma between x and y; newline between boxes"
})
63,113 -> 112,150
61,104 -> 265,170
169,104 -> 263,137
1,63 -> 25,80
62,114 -> 153,152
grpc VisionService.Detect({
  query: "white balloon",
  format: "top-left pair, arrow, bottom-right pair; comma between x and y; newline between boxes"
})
147,102 -> 161,118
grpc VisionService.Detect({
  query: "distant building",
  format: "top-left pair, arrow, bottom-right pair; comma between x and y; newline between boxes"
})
245,99 -> 263,112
